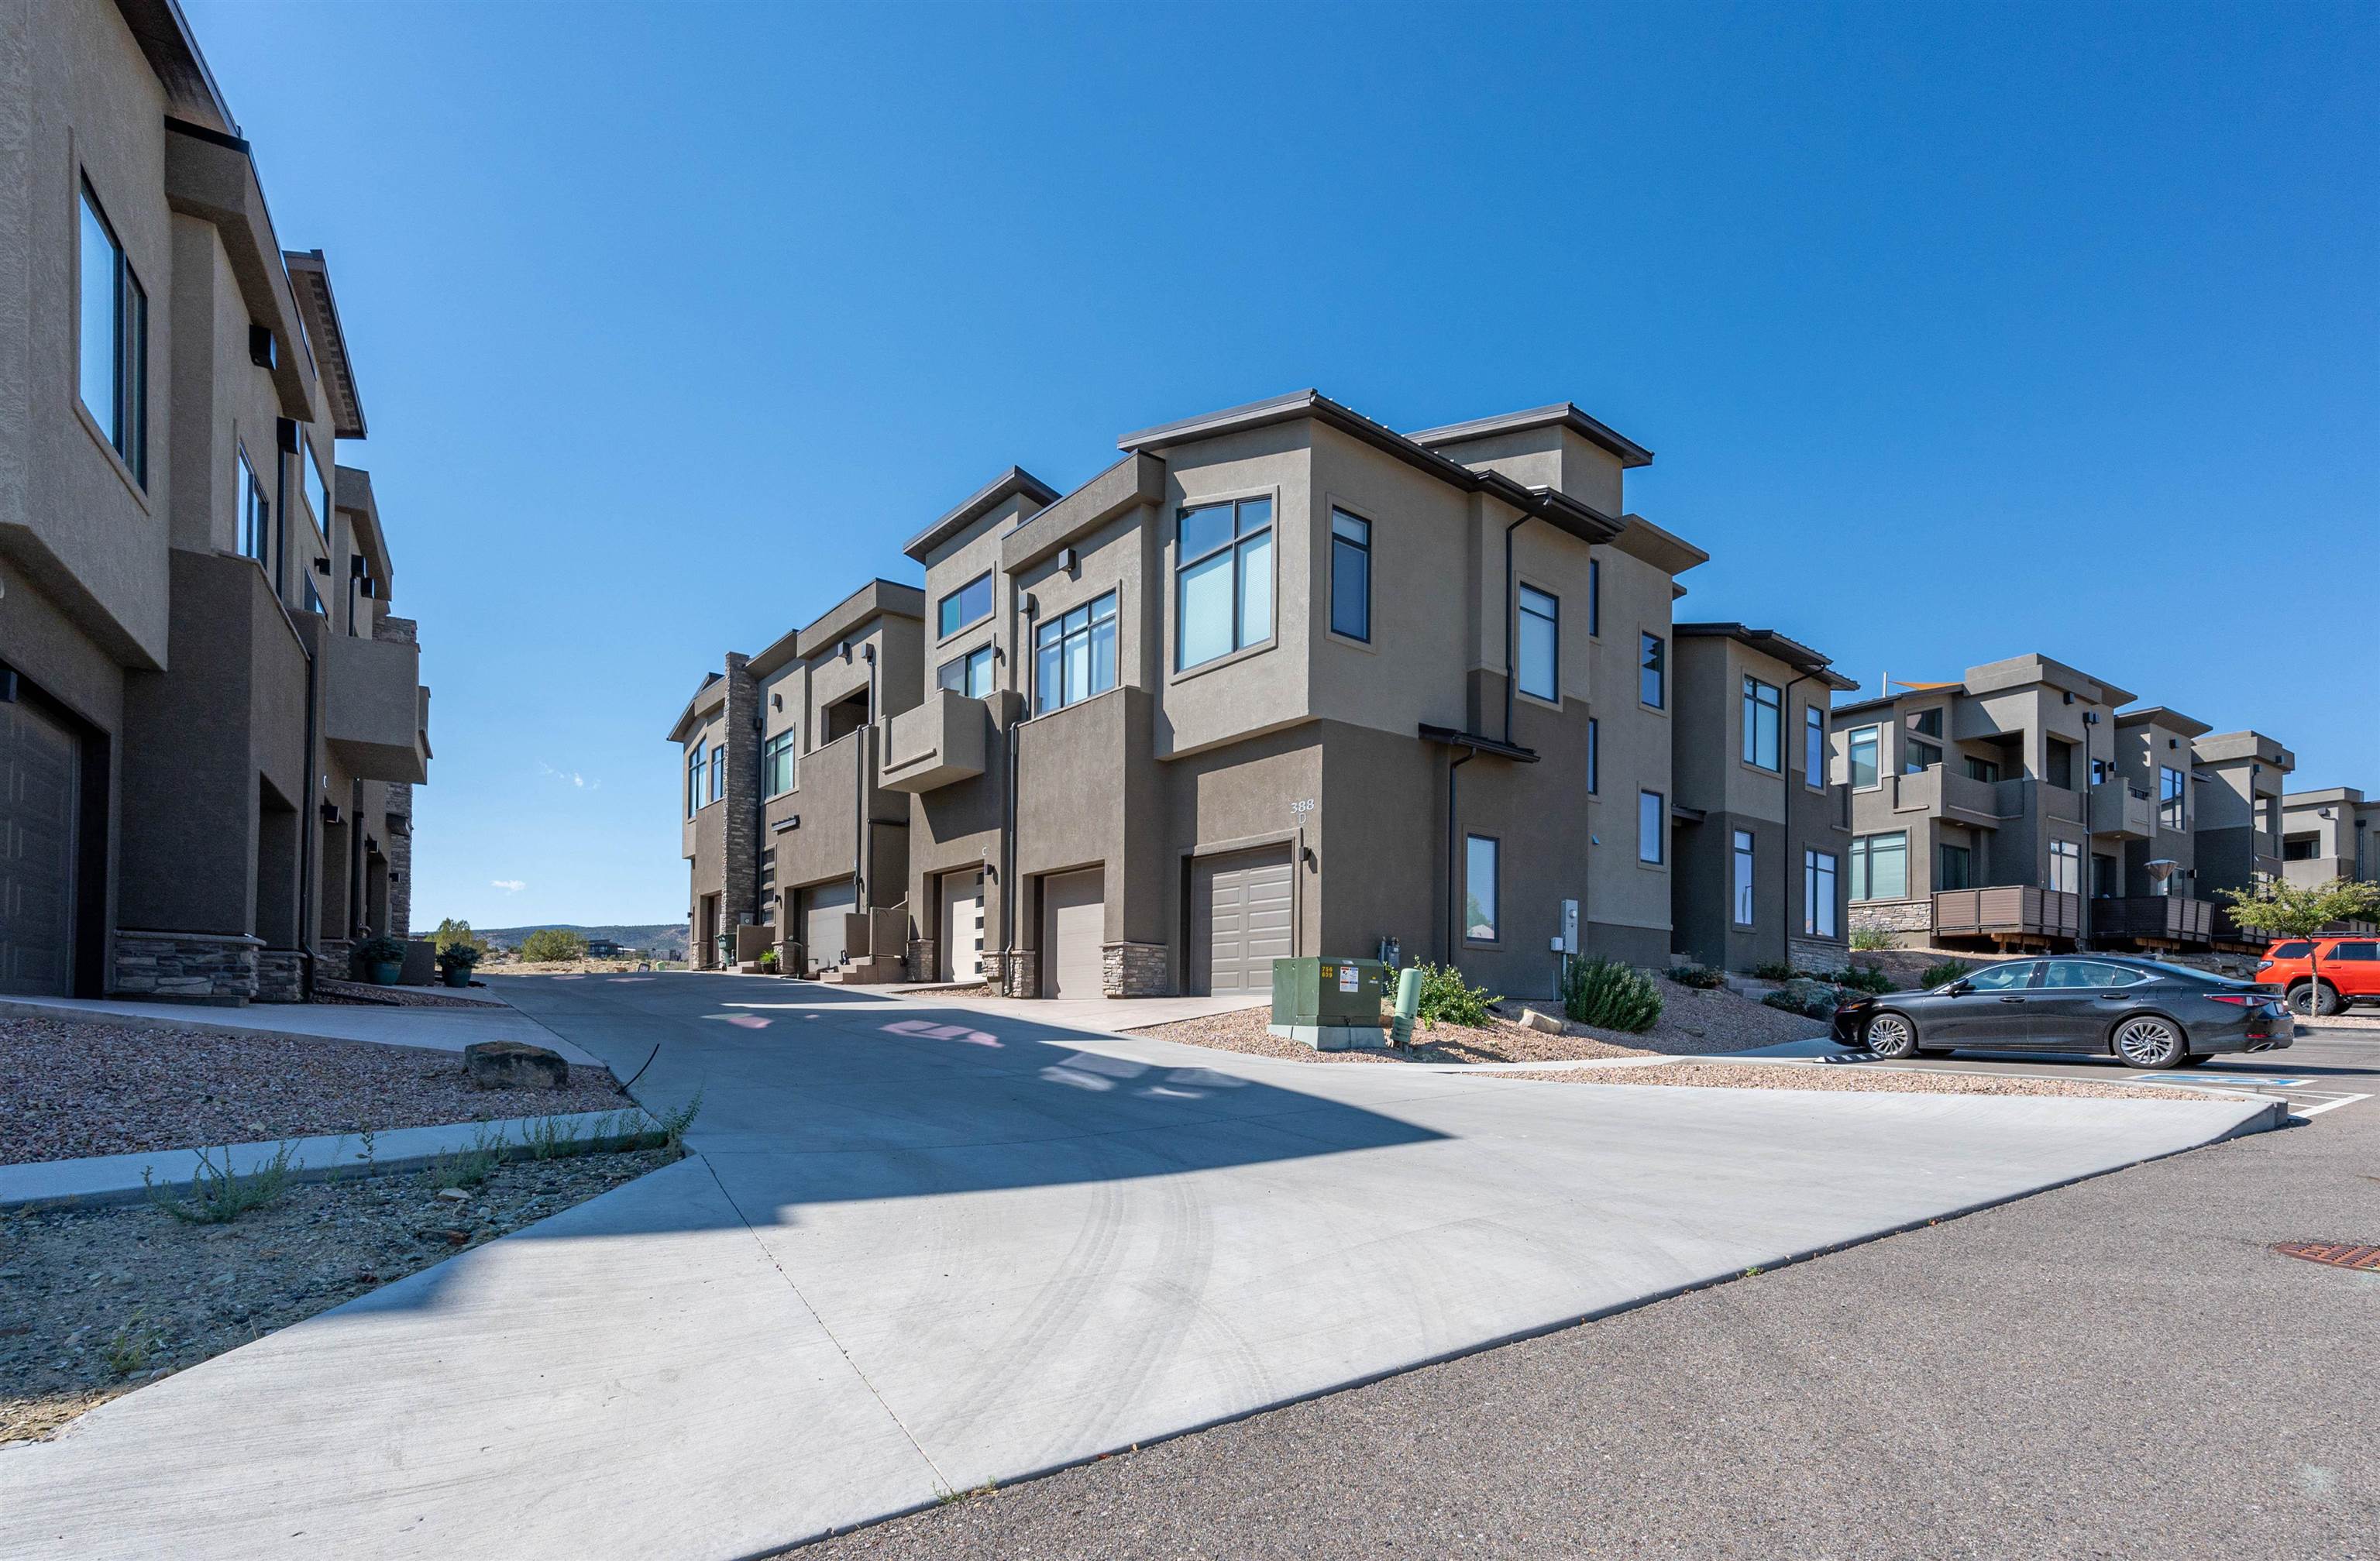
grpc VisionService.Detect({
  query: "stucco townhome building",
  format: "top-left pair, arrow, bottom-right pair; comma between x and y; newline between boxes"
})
2281,787 -> 2380,890
678,390 -> 1854,997
1830,655 -> 2286,955
0,0 -> 432,1000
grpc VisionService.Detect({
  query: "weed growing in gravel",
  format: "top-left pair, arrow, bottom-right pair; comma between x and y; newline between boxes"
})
1849,926 -> 1893,952
523,1115 -> 585,1160
1563,959 -> 1663,1033
420,1125 -> 507,1191
143,1142 -> 299,1226
101,1310 -> 165,1377
659,1088 -> 704,1150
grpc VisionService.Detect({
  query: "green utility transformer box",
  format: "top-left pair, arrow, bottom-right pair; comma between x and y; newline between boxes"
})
1267,957 -> 1390,1050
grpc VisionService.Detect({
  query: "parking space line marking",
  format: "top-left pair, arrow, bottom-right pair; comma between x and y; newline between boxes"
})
2289,1093 -> 2372,1119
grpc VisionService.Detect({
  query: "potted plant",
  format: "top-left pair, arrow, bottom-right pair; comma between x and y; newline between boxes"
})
435,943 -> 482,988
757,947 -> 780,975
352,934 -> 408,986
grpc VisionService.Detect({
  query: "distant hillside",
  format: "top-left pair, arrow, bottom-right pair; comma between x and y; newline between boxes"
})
471,922 -> 688,958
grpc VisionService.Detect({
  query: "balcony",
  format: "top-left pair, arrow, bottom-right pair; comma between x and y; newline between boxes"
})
1881,765 -> 2002,825
1933,886 -> 2080,944
2282,855 -> 2351,889
2093,895 -> 2213,946
881,689 -> 986,794
2089,780 -> 2155,840
323,632 -> 428,784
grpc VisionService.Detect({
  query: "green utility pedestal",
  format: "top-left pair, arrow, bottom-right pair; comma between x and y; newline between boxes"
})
1267,957 -> 1390,1050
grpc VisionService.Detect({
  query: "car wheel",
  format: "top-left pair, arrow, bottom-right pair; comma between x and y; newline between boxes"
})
2113,1016 -> 2186,1070
2288,982 -> 2343,1018
1864,1011 -> 1919,1060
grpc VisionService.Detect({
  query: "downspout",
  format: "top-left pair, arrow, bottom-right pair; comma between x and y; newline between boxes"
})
1445,747 -> 1474,965
1780,670 -> 1811,960
999,597 -> 1040,993
298,631 -> 319,994
857,644 -> 877,909
1502,515 -> 1529,746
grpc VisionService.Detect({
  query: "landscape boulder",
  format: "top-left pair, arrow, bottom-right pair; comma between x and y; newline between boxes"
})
1518,1008 -> 1564,1036
463,1040 -> 570,1092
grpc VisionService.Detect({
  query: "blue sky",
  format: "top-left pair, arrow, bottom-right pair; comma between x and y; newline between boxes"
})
184,1 -> 2377,930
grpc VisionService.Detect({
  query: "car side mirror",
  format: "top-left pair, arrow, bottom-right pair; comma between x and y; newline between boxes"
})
1945,979 -> 1973,996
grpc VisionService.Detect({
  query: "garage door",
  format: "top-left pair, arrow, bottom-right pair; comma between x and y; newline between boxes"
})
1195,845 -> 1294,995
799,878 -> 857,975
1040,867 -> 1104,999
0,701 -> 79,995
940,868 -> 985,983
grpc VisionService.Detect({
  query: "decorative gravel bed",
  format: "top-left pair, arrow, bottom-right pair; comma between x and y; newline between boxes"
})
0,1145 -> 679,1445
0,1017 -> 629,1166
1491,1061 -> 2216,1102
312,978 -> 501,1009
1127,977 -> 1824,1064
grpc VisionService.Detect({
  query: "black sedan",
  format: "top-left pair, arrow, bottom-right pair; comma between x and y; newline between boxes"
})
1830,956 -> 2293,1069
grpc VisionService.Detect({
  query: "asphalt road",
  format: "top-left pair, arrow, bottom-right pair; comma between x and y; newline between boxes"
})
796,1041 -> 2378,1560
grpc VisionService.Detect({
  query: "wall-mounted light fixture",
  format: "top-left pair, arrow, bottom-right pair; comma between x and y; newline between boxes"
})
249,325 -> 276,369
1058,546 -> 1079,578
771,693 -> 782,710
318,801 -> 343,824
772,816 -> 800,834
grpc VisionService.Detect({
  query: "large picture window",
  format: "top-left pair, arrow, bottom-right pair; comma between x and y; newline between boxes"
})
1176,497 -> 1272,669
1329,508 -> 1371,641
1743,677 -> 1781,770
762,731 -> 795,797
78,183 -> 146,483
1804,850 -> 1838,937
937,572 -> 992,639
1733,829 -> 1756,926
686,744 -> 707,818
1850,831 -> 1907,901
238,445 -> 270,566
1035,590 -> 1118,713
1639,790 -> 1664,865
1517,586 -> 1558,702
937,644 -> 995,700
1464,834 -> 1499,943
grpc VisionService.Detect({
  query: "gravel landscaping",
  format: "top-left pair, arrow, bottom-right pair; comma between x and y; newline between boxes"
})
1126,975 -> 1823,1064
0,1016 -> 629,1166
1491,1061 -> 2216,1101
0,1145 -> 679,1445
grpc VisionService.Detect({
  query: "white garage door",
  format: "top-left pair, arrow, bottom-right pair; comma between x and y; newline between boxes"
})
799,878 -> 857,975
940,868 -> 985,982
0,701 -> 79,996
1040,867 -> 1104,999
1195,846 -> 1294,995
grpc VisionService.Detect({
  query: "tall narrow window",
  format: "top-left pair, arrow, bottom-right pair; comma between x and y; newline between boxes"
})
1034,590 -> 1119,713
937,573 -> 992,638
1176,497 -> 1272,669
237,445 -> 270,566
1849,726 -> 1881,789
2045,736 -> 2076,790
1588,557 -> 1601,637
2158,765 -> 2186,831
1517,586 -> 1558,701
1743,677 -> 1781,770
1639,633 -> 1665,709
1329,508 -> 1371,641
762,731 -> 796,797
1732,830 -> 1756,926
1586,717 -> 1598,795
1804,850 -> 1838,937
78,183 -> 146,483
709,742 -> 725,803
1464,834 -> 1499,943
937,645 -> 995,700
1938,843 -> 1972,891
1804,704 -> 1825,786
303,446 -> 329,535
686,744 -> 707,818
1639,790 -> 1664,865
2049,838 -> 2081,894
1850,832 -> 1907,900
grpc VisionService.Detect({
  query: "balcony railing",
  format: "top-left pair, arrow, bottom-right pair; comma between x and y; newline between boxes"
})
2088,780 -> 2155,840
2093,896 -> 2213,945
880,689 -> 987,794
1933,886 -> 2080,941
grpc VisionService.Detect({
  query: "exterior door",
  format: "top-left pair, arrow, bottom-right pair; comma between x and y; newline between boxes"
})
940,868 -> 985,982
800,879 -> 857,975
1039,867 -> 1104,999
2031,958 -> 2145,1050
1926,958 -> 2039,1047
1193,845 -> 1295,996
0,702 -> 79,995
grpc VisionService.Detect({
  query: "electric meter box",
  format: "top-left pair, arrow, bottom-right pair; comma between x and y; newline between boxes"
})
1268,958 -> 1389,1050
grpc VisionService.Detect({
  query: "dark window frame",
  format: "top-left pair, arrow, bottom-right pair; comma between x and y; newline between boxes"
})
1174,497 -> 1274,672
1329,507 -> 1371,643
1732,828 -> 1756,926
937,644 -> 996,700
1639,789 -> 1665,865
1035,590 -> 1120,714
1516,583 -> 1559,703
1804,849 -> 1838,937
937,572 -> 993,640
762,731 -> 796,798
1639,632 -> 1666,710
1743,676 -> 1782,771
1463,832 -> 1501,944
77,179 -> 147,486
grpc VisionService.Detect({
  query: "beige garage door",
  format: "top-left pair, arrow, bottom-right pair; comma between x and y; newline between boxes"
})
799,878 -> 856,975
0,701 -> 79,996
940,868 -> 985,982
1039,867 -> 1105,999
1195,845 -> 1294,996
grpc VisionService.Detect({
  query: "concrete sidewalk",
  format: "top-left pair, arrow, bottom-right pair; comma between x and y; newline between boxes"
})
0,992 -> 607,1069
0,974 -> 2282,1561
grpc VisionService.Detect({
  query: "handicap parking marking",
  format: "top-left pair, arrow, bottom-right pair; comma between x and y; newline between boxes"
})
2127,1074 -> 2373,1120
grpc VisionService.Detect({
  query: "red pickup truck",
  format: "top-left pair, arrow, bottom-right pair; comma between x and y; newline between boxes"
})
2255,937 -> 2380,1016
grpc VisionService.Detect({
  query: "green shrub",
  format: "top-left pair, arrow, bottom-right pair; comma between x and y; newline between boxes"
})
1664,962 -> 1725,990
1849,926 -> 1893,952
1829,964 -> 1894,995
1564,958 -> 1663,1033
757,947 -> 780,973
1412,963 -> 1498,1030
519,928 -> 589,963
1765,979 -> 1849,1020
435,942 -> 482,972
350,934 -> 407,973
1751,961 -> 1796,982
431,918 -> 492,958
1920,960 -> 1973,989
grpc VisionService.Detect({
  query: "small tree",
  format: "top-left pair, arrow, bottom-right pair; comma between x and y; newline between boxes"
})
519,927 -> 589,964
431,917 -> 491,958
2218,878 -> 2380,1015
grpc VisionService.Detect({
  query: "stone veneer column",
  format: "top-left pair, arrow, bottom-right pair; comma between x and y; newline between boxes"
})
719,654 -> 760,932
1102,941 -> 1168,997
112,931 -> 263,1004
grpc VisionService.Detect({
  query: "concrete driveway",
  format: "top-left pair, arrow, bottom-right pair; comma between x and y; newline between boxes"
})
2,972 -> 2279,1560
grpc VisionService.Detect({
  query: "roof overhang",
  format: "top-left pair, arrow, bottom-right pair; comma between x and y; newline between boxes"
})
2116,705 -> 2213,739
1609,513 -> 1710,576
794,579 -> 926,662
902,466 -> 1061,562
1418,724 -> 1539,763
332,466 -> 392,598
283,251 -> 366,438
112,0 -> 236,134
1407,402 -> 1654,469
163,119 -> 312,423
667,672 -> 727,744
1003,452 -> 1167,575
1675,622 -> 1859,689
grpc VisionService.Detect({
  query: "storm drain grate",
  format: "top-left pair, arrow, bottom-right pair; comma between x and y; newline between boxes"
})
2273,1242 -> 2380,1273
